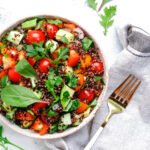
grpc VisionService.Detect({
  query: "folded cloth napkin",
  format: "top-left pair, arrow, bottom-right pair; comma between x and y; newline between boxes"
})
45,25 -> 150,150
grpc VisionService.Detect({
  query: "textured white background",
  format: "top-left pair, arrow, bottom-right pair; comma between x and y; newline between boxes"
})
0,0 -> 149,149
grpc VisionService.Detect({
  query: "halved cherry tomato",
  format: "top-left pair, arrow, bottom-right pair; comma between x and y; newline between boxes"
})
2,56 -> 16,69
75,74 -> 85,91
8,67 -> 21,83
79,88 -> 95,103
80,54 -> 92,68
91,62 -> 103,73
15,111 -> 34,121
47,24 -> 58,39
38,58 -> 53,73
67,50 -> 80,67
31,102 -> 49,115
27,57 -> 36,66
76,101 -> 88,114
26,30 -> 46,44
64,23 -> 76,29
0,70 -> 7,78
0,54 -> 3,65
31,118 -> 49,135
7,48 -> 18,60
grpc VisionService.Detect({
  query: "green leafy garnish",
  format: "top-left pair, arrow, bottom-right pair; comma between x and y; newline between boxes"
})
66,73 -> 77,88
1,76 -> 10,88
49,123 -> 58,134
61,35 -> 69,44
82,37 -> 93,51
94,76 -> 105,85
47,19 -> 63,25
100,5 -> 117,35
65,100 -> 80,112
87,0 -> 97,10
53,47 -> 69,64
47,110 -> 58,117
55,76 -> 63,86
1,85 -> 40,107
15,59 -> 37,79
89,99 -> 97,106
0,126 -> 24,150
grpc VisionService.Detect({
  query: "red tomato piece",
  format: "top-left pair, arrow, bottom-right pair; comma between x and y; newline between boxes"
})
31,102 -> 49,115
46,24 -> 58,39
15,111 -> 34,121
91,62 -> 104,73
26,30 -> 46,44
79,88 -> 95,103
38,58 -> 52,73
0,70 -> 7,78
31,118 -> 49,135
8,67 -> 21,83
27,57 -> 36,66
7,48 -> 18,60
0,54 -> 3,65
76,101 -> 88,113
67,50 -> 80,67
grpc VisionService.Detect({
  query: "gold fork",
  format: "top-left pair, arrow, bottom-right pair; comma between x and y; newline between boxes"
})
84,74 -> 141,150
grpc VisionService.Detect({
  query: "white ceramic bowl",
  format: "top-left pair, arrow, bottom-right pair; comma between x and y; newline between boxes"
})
0,15 -> 109,139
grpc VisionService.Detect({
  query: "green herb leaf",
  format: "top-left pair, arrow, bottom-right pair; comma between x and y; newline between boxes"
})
47,110 -> 58,117
99,5 -> 117,35
89,99 -> 97,106
53,47 -> 69,64
87,0 -> 97,10
47,19 -> 63,25
94,76 -> 105,85
15,59 -> 37,78
0,126 -> 3,137
61,35 -> 69,44
65,100 -> 80,112
49,123 -> 58,134
61,91 -> 70,110
82,37 -> 93,51
66,73 -> 78,88
1,75 -> 10,88
1,85 -> 40,107
55,76 -> 63,86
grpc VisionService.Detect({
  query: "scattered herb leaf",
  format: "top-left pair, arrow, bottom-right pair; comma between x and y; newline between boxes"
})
87,0 -> 97,10
1,76 -> 10,88
47,19 -> 63,25
61,35 -> 69,44
47,110 -> 58,117
82,37 -> 93,51
94,76 -> 105,85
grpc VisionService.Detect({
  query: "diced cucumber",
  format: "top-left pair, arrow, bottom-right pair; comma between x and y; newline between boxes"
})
56,29 -> 74,43
21,18 -> 37,29
60,84 -> 75,100
61,113 -> 72,125
35,20 -> 43,30
72,114 -> 82,126
65,66 -> 73,74
45,40 -> 58,53
7,31 -> 24,45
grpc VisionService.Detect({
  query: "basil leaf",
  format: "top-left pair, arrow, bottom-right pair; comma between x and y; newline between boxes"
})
47,19 -> 62,25
15,59 -> 37,78
1,85 -> 40,107
47,110 -> 58,117
82,37 -> 93,51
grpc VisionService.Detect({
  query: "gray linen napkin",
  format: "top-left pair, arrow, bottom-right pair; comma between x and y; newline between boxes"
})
45,25 -> 150,150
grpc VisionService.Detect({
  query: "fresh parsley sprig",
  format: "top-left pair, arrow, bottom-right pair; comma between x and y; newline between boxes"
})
0,126 -> 24,150
100,5 -> 117,35
87,0 -> 97,10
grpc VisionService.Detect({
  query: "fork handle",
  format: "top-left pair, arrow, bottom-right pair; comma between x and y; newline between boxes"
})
84,126 -> 104,150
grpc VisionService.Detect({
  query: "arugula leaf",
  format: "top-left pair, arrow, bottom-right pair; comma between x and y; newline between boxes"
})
47,110 -> 58,117
87,0 -> 97,10
1,76 -> 10,88
47,19 -> 63,25
82,37 -> 93,51
1,85 -> 40,107
94,76 -> 105,85
53,47 -> 69,64
100,5 -> 117,35
15,59 -> 37,78
61,35 -> 69,44
0,125 -> 24,150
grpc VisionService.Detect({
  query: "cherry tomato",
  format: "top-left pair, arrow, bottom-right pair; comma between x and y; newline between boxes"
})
0,54 -> 3,65
27,57 -> 36,66
67,50 -> 80,67
91,62 -> 104,73
47,24 -> 58,39
79,88 -> 95,103
0,70 -> 7,78
7,48 -> 18,60
8,67 -> 21,83
38,58 -> 52,73
31,102 -> 49,115
26,30 -> 45,44
76,101 -> 88,114
15,111 -> 34,121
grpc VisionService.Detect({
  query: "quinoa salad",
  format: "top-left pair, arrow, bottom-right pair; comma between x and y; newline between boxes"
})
0,16 -> 105,135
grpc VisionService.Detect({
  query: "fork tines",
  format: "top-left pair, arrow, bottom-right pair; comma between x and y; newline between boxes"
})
110,74 -> 141,108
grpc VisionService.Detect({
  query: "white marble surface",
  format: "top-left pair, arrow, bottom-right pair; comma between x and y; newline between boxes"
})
0,0 -> 149,149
